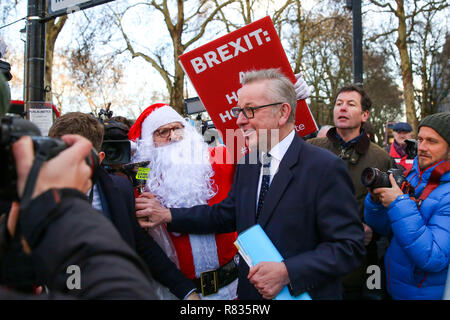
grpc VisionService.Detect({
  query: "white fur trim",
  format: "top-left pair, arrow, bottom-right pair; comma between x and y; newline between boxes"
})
140,106 -> 185,141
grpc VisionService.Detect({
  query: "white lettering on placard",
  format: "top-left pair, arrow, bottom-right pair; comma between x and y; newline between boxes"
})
225,91 -> 238,105
295,124 -> 305,131
217,44 -> 233,62
219,110 -> 232,123
190,28 -> 272,74
243,34 -> 253,50
248,29 -> 264,45
191,57 -> 207,74
229,38 -> 247,55
239,72 -> 245,84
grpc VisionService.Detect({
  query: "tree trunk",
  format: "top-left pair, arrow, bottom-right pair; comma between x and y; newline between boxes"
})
45,16 -> 67,112
168,0 -> 185,115
395,0 -> 418,131
171,38 -> 185,115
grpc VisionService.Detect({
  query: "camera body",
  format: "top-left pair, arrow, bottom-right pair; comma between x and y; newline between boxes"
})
361,167 -> 415,196
0,116 -> 99,201
405,139 -> 418,159
101,120 -> 131,166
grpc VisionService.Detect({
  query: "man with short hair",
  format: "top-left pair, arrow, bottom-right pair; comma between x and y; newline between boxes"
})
365,112 -> 450,300
49,112 -> 198,300
141,69 -> 365,300
308,84 -> 394,300
388,122 -> 415,173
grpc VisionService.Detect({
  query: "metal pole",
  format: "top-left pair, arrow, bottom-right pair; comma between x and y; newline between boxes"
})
352,0 -> 363,85
25,0 -> 45,116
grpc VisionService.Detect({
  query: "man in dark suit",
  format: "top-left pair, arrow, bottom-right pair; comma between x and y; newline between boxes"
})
142,69 -> 365,300
48,112 -> 199,300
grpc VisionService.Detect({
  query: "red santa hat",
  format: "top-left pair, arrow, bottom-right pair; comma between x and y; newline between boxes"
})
128,103 -> 185,142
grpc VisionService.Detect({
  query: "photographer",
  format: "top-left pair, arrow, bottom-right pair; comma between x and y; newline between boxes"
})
0,72 -> 160,299
365,112 -> 450,300
0,135 -> 160,299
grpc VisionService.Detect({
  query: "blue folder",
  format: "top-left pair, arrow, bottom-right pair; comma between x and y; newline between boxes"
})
235,224 -> 312,300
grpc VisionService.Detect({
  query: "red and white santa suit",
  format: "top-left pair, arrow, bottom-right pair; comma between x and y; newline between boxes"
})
129,104 -> 238,300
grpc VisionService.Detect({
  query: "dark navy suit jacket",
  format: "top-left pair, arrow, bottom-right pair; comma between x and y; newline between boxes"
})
170,134 -> 365,299
96,167 -> 195,299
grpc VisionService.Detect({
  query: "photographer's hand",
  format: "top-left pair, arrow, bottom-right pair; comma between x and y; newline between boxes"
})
7,202 -> 19,237
362,223 -> 373,246
13,135 -> 93,199
372,174 -> 404,208
367,187 -> 380,203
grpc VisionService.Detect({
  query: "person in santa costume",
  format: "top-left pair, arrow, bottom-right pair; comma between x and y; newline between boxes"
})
129,103 -> 238,300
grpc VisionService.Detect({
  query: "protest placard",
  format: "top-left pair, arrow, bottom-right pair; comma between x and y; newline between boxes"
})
179,16 -> 317,161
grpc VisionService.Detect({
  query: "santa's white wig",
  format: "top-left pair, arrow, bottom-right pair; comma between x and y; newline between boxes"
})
130,103 -> 217,208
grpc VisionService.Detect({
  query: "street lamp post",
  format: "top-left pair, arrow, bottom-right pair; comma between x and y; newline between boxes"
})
346,0 -> 363,85
25,0 -> 46,116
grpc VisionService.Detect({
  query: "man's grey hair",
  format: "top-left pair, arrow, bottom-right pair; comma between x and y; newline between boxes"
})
241,69 -> 297,123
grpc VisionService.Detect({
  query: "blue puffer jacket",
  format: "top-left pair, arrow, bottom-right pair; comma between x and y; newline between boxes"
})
364,159 -> 450,300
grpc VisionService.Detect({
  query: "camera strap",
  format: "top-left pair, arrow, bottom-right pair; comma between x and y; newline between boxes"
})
414,161 -> 450,208
20,150 -> 49,208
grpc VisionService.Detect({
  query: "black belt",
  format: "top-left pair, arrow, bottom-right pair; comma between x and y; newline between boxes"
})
194,258 -> 238,296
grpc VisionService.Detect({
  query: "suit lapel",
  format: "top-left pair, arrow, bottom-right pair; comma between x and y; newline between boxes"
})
258,135 -> 302,228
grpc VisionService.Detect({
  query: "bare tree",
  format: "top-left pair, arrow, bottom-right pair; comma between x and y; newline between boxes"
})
410,9 -> 448,118
364,52 -> 404,145
367,0 -> 449,132
430,34 -> 449,113
0,1 -> 20,24
213,0 -> 294,32
45,15 -> 67,107
113,0 -> 236,115
296,5 -> 353,125
62,20 -> 124,115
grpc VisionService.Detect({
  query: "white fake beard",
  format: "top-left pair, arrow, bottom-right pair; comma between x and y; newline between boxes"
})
133,125 -> 217,208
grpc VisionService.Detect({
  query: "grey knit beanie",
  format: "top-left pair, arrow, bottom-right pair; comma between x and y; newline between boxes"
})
418,112 -> 450,145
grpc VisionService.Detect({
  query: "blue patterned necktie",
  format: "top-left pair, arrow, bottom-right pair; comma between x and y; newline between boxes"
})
256,153 -> 272,222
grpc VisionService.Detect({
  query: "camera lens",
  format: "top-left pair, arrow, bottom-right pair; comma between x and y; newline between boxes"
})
101,140 -> 131,165
104,143 -> 121,162
361,167 -> 378,187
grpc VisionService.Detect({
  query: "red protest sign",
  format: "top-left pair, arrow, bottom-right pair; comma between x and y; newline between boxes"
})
179,16 -> 317,160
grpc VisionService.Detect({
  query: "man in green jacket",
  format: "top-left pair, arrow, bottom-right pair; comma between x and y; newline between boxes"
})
308,84 -> 394,300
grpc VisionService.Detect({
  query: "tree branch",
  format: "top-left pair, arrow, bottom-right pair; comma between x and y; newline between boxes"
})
184,0 -> 235,49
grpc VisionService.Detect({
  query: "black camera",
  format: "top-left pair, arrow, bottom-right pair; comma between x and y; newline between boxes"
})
101,120 -> 131,166
0,116 -> 99,201
361,167 -> 415,196
120,161 -> 150,194
405,139 -> 418,159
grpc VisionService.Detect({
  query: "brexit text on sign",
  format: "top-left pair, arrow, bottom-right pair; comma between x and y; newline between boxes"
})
179,16 -> 317,161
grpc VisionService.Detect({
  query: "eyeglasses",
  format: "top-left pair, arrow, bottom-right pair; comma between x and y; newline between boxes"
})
231,102 -> 283,119
154,125 -> 184,139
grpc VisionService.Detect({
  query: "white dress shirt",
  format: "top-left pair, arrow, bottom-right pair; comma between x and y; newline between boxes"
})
256,129 -> 296,209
